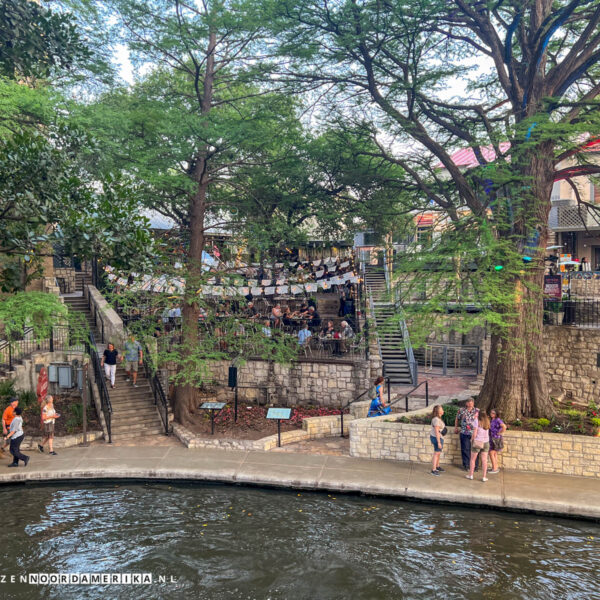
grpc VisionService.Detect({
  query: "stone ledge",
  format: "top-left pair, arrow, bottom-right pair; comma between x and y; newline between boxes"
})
20,431 -> 104,450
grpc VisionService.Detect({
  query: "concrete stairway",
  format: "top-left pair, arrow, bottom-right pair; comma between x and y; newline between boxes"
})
373,303 -> 413,385
364,265 -> 387,301
63,293 -> 165,442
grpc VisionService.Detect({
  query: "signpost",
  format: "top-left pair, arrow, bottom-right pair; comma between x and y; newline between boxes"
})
266,408 -> 292,447
200,402 -> 226,435
543,275 -> 562,299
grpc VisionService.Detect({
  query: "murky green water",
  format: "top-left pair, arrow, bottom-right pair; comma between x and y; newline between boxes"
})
0,482 -> 598,600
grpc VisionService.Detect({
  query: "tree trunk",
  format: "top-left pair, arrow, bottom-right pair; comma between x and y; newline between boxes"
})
479,150 -> 555,421
173,31 -> 217,427
478,274 -> 551,421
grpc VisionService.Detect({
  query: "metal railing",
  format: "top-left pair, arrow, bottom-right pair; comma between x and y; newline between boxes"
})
141,341 -> 170,435
87,329 -> 112,443
414,344 -> 481,376
339,387 -> 373,437
400,317 -> 418,385
0,326 -> 80,373
389,380 -> 429,413
544,299 -> 600,328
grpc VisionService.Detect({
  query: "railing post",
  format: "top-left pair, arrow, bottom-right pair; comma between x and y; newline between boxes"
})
8,341 -> 12,371
442,346 -> 448,376
340,408 -> 344,438
405,395 -> 408,413
49,327 -> 54,352
101,318 -> 104,344
387,377 -> 391,405
425,380 -> 429,407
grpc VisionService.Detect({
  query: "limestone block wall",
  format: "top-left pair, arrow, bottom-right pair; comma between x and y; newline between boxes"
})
196,358 -> 371,408
543,326 -> 600,403
54,268 -> 77,293
349,412 -> 600,478
86,285 -> 125,346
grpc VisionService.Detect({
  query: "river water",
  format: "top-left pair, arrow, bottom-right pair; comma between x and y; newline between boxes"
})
0,482 -> 598,600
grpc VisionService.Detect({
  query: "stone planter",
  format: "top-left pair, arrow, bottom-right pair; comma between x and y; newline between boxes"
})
349,410 -> 600,478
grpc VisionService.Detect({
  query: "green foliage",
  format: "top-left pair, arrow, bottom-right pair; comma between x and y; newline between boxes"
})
442,404 -> 459,427
563,409 -> 584,422
17,390 -> 37,411
530,422 -> 543,432
66,403 -> 83,433
512,419 -> 522,427
398,416 -> 410,424
536,418 -> 550,428
0,0 -> 90,79
0,292 -> 67,337
591,418 -> 600,428
0,379 -> 16,401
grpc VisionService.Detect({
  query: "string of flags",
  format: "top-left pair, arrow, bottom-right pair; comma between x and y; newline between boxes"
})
104,266 -> 359,295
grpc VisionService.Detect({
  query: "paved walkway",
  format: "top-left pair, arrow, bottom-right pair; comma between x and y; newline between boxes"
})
1,445 -> 598,520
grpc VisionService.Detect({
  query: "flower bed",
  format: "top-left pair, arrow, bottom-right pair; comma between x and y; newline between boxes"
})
187,404 -> 348,440
398,398 -> 600,437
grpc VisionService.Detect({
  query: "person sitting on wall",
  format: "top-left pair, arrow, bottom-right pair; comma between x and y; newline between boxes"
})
368,376 -> 391,417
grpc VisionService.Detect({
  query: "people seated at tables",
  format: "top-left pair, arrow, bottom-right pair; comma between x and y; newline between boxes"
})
245,302 -> 259,319
307,306 -> 321,327
296,302 -> 310,317
297,323 -> 312,346
340,320 -> 354,339
340,320 -> 355,353
270,304 -> 282,327
321,320 -> 335,337
262,320 -> 272,337
282,306 -> 293,327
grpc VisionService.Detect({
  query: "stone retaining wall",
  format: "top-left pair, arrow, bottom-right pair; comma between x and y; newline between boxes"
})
543,326 -> 600,403
349,410 -> 600,478
190,359 -> 370,408
173,414 -> 353,451
21,430 -> 104,450
54,268 -> 77,293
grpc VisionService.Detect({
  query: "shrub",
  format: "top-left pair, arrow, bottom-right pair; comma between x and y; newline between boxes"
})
591,417 -> 600,428
0,379 -> 16,401
530,422 -> 543,432
563,409 -> 584,421
536,418 -> 551,428
398,416 -> 410,424
512,419 -> 522,427
66,404 -> 83,433
552,425 -> 562,433
17,390 -> 37,410
442,404 -> 459,427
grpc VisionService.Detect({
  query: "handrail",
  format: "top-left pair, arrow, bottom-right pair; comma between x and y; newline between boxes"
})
141,341 -> 170,435
339,386 -> 373,437
367,285 -> 383,362
88,329 -> 112,443
388,380 -> 429,413
400,317 -> 418,385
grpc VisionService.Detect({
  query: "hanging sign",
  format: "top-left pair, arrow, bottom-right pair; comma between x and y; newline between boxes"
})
543,275 -> 562,299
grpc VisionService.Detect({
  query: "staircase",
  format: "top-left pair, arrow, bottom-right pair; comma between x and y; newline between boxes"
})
373,303 -> 413,385
75,272 -> 92,293
364,265 -> 387,302
63,293 -> 166,442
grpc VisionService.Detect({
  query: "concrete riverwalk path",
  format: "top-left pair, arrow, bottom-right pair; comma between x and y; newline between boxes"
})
0,445 -> 598,520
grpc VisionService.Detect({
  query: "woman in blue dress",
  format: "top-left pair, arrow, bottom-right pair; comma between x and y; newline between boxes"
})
367,376 -> 391,417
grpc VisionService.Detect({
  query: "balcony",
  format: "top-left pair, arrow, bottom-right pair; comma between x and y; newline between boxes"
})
549,199 -> 600,231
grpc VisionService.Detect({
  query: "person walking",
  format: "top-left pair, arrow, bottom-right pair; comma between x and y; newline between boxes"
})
1,397 -> 18,456
467,410 -> 491,482
454,398 -> 480,471
38,396 -> 60,455
101,342 -> 120,389
367,376 -> 391,417
123,334 -> 143,387
430,405 -> 446,476
489,409 -> 507,474
4,407 -> 29,467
